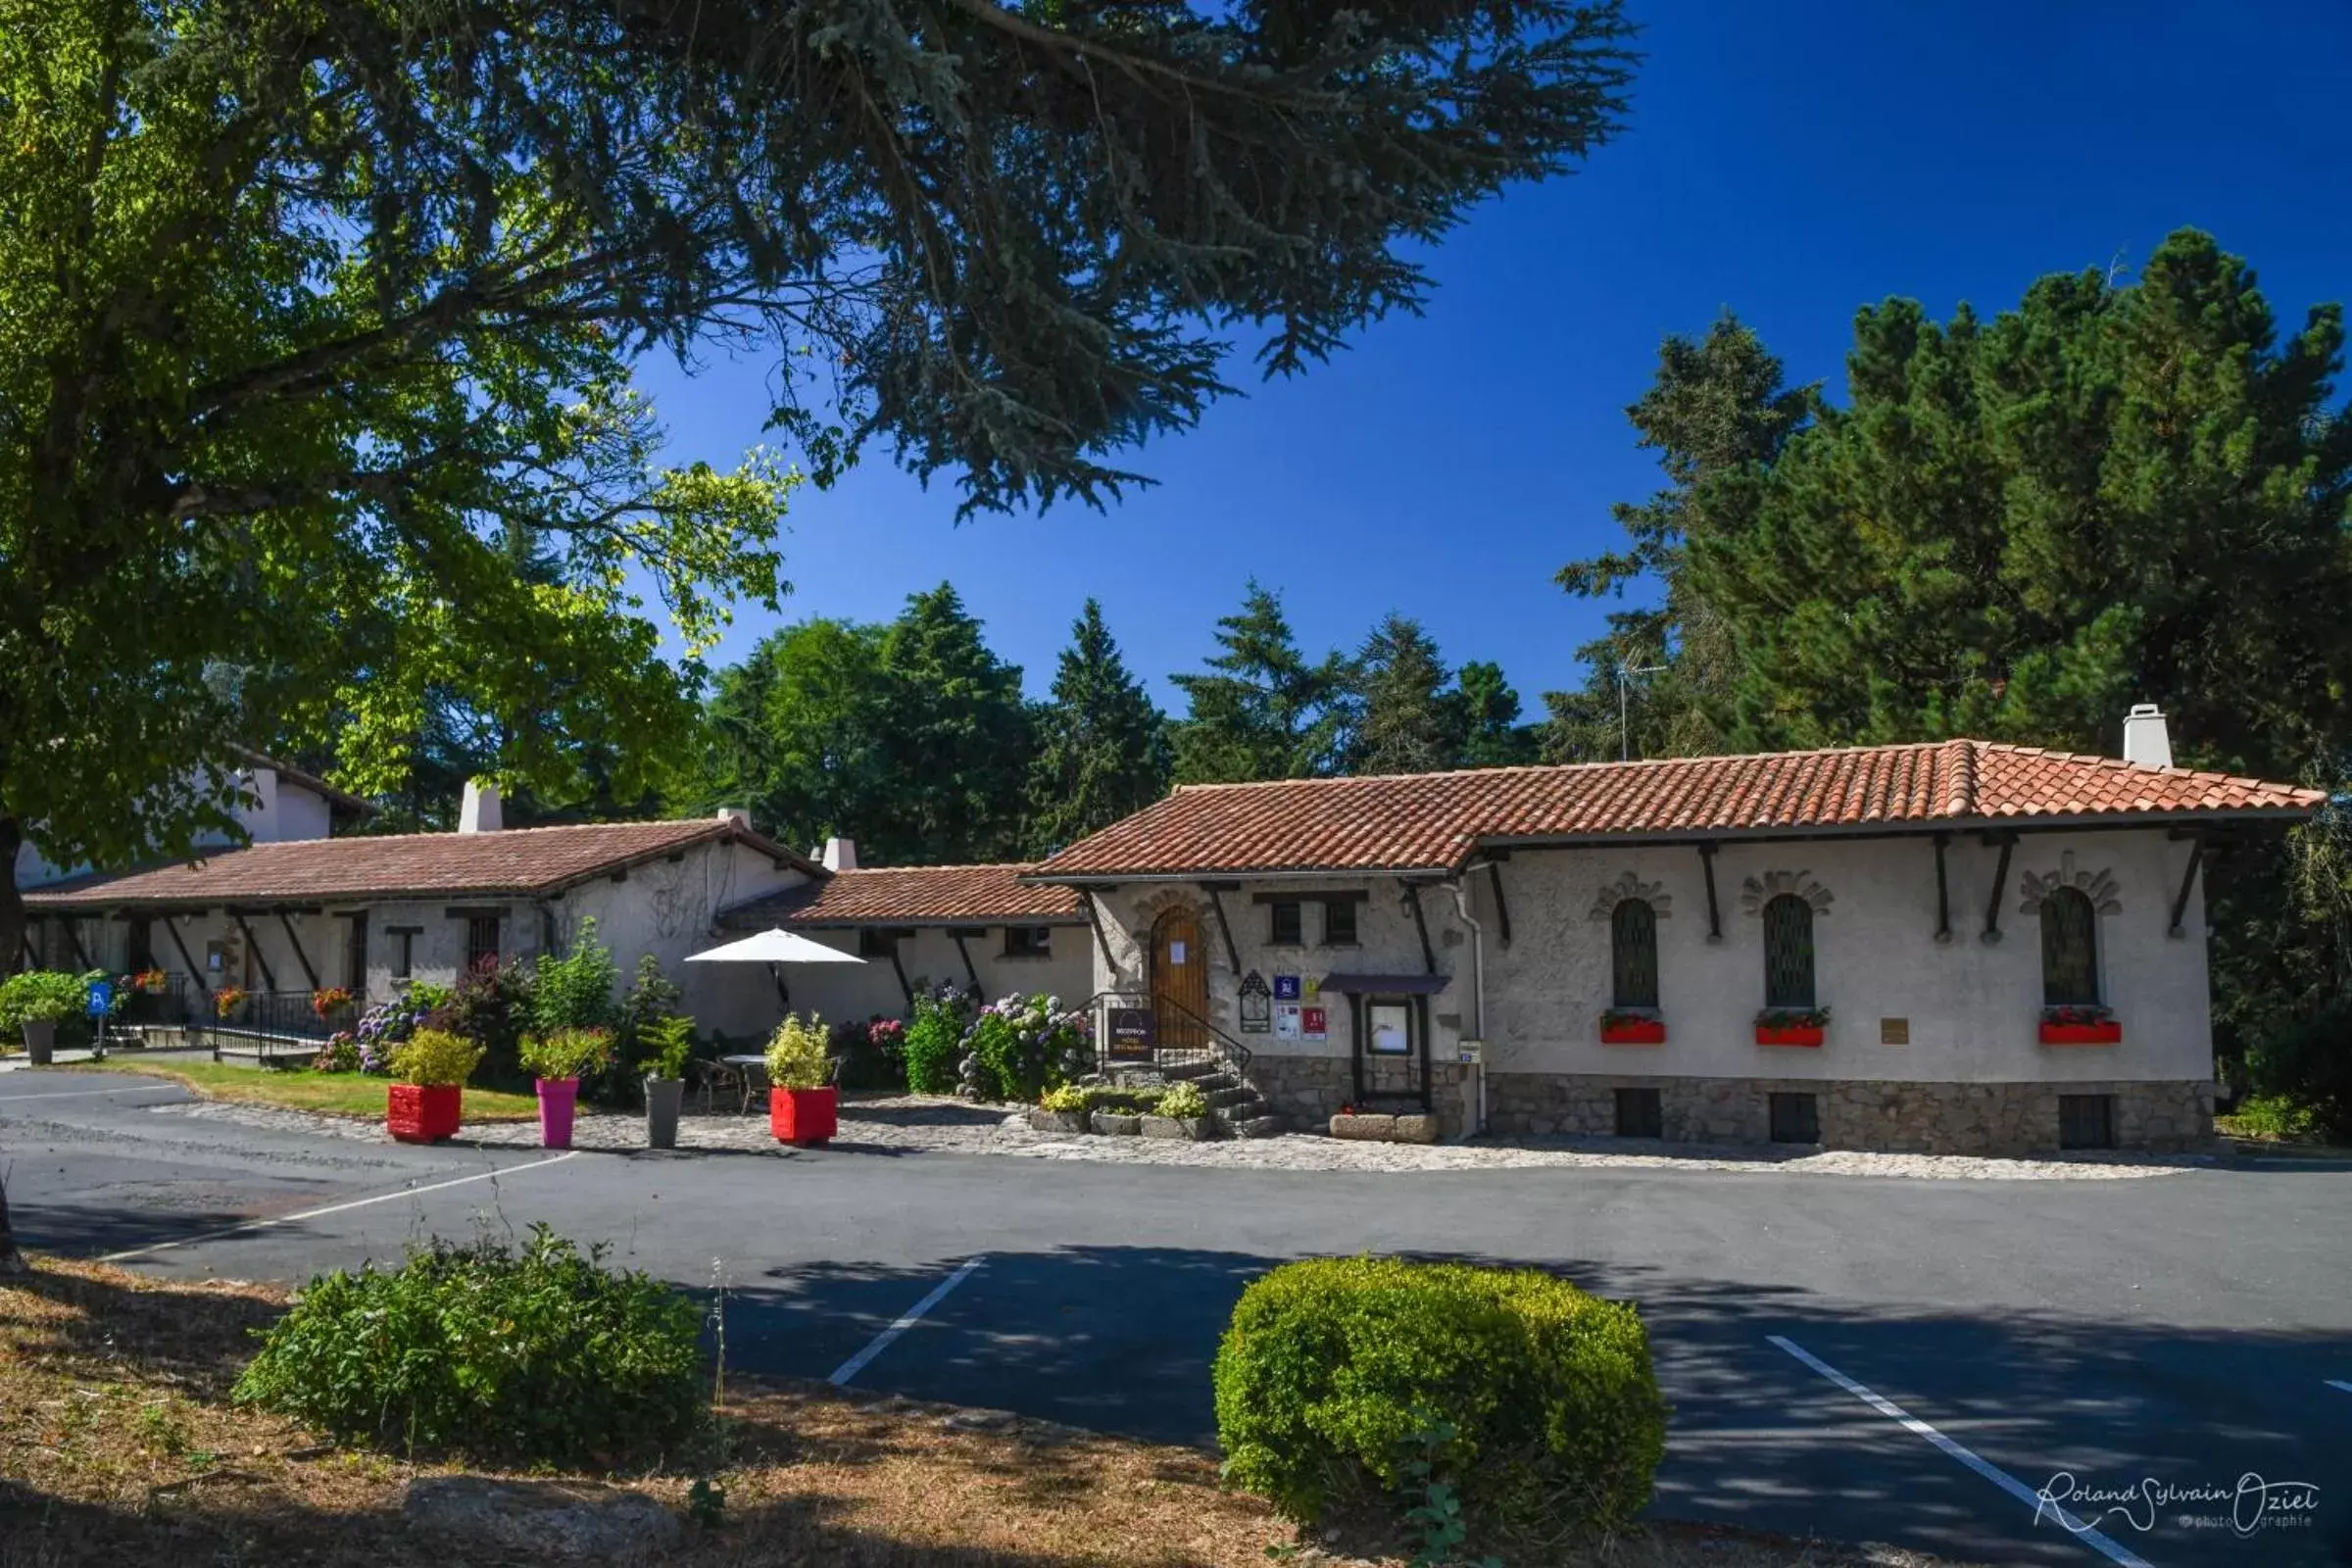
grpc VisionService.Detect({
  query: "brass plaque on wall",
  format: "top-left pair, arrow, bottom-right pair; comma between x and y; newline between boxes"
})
1879,1017 -> 1910,1045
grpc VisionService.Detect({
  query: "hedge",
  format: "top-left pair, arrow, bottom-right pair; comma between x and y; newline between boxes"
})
1212,1256 -> 1666,1551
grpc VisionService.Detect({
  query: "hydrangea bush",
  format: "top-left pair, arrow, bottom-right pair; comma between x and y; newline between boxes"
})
957,993 -> 1093,1102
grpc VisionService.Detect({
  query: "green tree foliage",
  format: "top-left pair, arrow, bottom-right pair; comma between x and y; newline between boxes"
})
1172,582 -> 1351,782
701,619 -> 892,852
1351,613 -> 1456,774
1451,661 -> 1540,767
1026,600 -> 1169,854
1545,315 -> 1816,760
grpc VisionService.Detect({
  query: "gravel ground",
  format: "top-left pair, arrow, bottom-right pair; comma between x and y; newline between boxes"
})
140,1093 -> 2202,1180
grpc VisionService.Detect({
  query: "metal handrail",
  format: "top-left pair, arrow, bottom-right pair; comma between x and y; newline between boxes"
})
1083,988 -> 1253,1080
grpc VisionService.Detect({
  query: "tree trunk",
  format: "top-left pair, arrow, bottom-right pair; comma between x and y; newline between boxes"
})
0,816 -> 24,1272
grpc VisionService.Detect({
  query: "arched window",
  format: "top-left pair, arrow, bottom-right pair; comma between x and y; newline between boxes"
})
2040,887 -> 2099,1006
1761,894 -> 1815,1008
1610,899 -> 1660,1009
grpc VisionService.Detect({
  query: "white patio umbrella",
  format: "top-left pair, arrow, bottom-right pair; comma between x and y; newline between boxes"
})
684,926 -> 864,1012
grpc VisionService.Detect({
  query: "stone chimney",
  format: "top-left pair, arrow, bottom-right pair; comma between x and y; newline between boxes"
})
2122,703 -> 2174,770
714,807 -> 751,828
822,836 -> 858,871
459,778 -> 502,834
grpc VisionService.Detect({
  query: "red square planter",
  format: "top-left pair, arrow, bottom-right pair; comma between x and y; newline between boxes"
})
2039,1020 -> 2122,1046
387,1083 -> 461,1143
770,1086 -> 839,1146
1754,1025 -> 1825,1048
1599,1018 -> 1667,1045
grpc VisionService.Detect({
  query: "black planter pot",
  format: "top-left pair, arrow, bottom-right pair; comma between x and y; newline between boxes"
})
21,1019 -> 55,1066
644,1076 -> 684,1149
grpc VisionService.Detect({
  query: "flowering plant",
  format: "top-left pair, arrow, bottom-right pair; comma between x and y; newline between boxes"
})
1598,1008 -> 1659,1030
352,990 -> 444,1076
312,1033 -> 361,1073
1754,1006 -> 1829,1029
958,992 -> 1093,1102
131,968 -> 169,995
2039,1004 -> 2113,1025
311,986 -> 355,1018
868,1016 -> 906,1051
214,986 -> 248,1017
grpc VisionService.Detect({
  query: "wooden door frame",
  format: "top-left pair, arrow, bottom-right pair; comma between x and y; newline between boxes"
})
1147,905 -> 1209,1049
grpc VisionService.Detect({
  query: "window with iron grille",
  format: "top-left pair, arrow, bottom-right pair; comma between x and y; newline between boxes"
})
2040,888 -> 2099,1006
1761,894 -> 1816,1008
1268,900 -> 1303,946
465,914 -> 501,969
1003,926 -> 1052,957
1323,899 -> 1358,946
1768,1091 -> 1820,1145
858,927 -> 899,959
1610,899 -> 1660,1009
2058,1094 -> 2115,1150
1614,1087 -> 1663,1138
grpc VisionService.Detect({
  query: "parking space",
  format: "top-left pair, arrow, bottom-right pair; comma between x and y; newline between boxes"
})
7,1070 -> 2347,1563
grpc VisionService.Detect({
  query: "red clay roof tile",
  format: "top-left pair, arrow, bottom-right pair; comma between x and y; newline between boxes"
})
721,865 -> 1083,928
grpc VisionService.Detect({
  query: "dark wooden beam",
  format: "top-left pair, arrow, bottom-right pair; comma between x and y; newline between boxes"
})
229,908 -> 276,989
20,934 -> 37,971
1199,884 -> 1241,971
1249,889 -> 1373,905
1485,862 -> 1512,948
163,915 -> 210,996
1403,881 -> 1436,975
63,918 -> 91,971
2169,835 -> 2205,938
952,930 -> 983,997
1982,833 -> 2016,943
1934,833 -> 1951,943
888,944 -> 912,1005
1697,843 -> 1722,941
276,910 -> 320,991
1080,892 -> 1117,969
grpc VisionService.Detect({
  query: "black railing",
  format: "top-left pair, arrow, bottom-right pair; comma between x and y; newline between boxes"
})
197,989 -> 360,1060
1087,989 -> 1253,1081
114,971 -> 206,1033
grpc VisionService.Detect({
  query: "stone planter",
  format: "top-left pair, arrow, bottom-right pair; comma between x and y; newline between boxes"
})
535,1076 -> 580,1149
1027,1107 -> 1090,1135
2039,1020 -> 2122,1046
1599,1016 -> 1665,1045
1331,1112 -> 1396,1141
1141,1113 -> 1214,1140
1094,1112 -> 1142,1136
643,1076 -> 684,1149
21,1018 -> 55,1066
388,1083 -> 462,1144
770,1085 -> 839,1147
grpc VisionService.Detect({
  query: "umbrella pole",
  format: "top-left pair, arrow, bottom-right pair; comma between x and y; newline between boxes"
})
770,961 -> 792,1010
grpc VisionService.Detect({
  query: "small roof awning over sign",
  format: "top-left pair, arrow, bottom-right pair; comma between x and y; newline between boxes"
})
1319,972 -> 1450,996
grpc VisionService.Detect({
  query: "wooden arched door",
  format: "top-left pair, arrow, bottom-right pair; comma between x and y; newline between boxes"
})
1150,907 -> 1209,1051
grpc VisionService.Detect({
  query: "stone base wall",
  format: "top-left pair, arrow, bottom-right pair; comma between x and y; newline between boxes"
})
1250,1054 -> 1476,1140
1485,1073 -> 2213,1154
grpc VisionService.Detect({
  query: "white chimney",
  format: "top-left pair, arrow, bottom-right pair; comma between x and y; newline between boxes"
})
2122,704 -> 2174,770
459,778 -> 503,834
715,807 -> 751,828
822,836 -> 857,871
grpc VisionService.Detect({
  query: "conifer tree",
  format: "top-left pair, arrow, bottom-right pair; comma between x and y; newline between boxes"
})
1353,614 -> 1457,774
1026,601 -> 1170,853
1171,582 -> 1349,782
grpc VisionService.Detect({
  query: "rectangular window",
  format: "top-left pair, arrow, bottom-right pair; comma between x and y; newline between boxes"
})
1003,926 -> 1052,958
389,928 -> 416,979
2058,1094 -> 2116,1151
1323,899 -> 1358,946
1613,1087 -> 1663,1138
465,914 -> 500,969
344,914 -> 368,990
126,920 -> 156,977
1768,1092 -> 1820,1145
1268,900 -> 1303,946
858,927 -> 899,959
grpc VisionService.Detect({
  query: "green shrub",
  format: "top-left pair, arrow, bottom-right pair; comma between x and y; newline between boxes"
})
962,993 -> 1092,1102
2224,1092 -> 2323,1143
1039,1083 -> 1088,1112
903,987 -> 973,1094
388,1028 -> 483,1087
1213,1257 -> 1666,1552
0,969 -> 96,1036
764,1012 -> 832,1089
533,916 -> 618,1033
2245,999 -> 2352,1142
233,1227 -> 704,1464
641,1014 -> 696,1081
1158,1080 -> 1210,1119
520,1026 -> 617,1081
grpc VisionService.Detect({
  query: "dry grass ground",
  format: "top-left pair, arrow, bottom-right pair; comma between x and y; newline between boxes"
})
0,1256 -> 1967,1567
69,1057 -> 541,1120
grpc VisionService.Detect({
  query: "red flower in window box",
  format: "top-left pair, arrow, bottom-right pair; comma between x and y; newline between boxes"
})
1598,1010 -> 1666,1045
2038,1004 -> 2120,1046
1754,1007 -> 1828,1047
386,1083 -> 461,1143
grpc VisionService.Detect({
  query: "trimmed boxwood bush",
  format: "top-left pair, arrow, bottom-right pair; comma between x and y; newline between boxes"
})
1213,1256 -> 1666,1551
233,1226 -> 704,1465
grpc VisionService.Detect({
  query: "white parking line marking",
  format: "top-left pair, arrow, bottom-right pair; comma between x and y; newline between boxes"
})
0,1084 -> 184,1102
2327,1380 -> 2352,1396
829,1256 -> 986,1388
1767,1335 -> 2151,1568
99,1152 -> 581,1263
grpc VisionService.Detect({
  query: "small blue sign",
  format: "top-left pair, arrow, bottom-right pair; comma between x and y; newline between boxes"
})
1273,974 -> 1301,1002
86,980 -> 114,1017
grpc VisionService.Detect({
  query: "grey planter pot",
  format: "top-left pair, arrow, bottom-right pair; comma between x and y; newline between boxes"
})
1094,1112 -> 1143,1137
1141,1114 -> 1215,1141
1027,1107 -> 1089,1135
21,1018 -> 55,1066
643,1076 -> 684,1149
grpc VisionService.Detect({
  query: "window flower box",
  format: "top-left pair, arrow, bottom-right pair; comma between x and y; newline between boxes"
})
2039,1006 -> 2120,1046
1599,1011 -> 1666,1045
1755,1007 -> 1828,1048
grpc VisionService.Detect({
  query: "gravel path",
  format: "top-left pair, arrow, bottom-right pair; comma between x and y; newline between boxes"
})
141,1093 -> 2201,1180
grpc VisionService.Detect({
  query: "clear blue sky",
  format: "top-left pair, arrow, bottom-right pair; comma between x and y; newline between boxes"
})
634,0 -> 2352,714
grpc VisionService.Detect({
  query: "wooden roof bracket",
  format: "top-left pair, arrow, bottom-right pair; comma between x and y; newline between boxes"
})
952,929 -> 984,998
1980,830 -> 2018,943
229,908 -> 277,989
2169,831 -> 2205,939
276,909 -> 320,991
1402,880 -> 1437,975
163,914 -> 211,997
1933,833 -> 1952,944
1080,891 -> 1117,971
1197,882 -> 1242,971
1485,861 -> 1512,948
1696,843 -> 1723,942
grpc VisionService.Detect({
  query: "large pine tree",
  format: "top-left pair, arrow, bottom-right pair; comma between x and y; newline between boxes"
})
1026,601 -> 1170,854
1352,613 -> 1457,774
874,586 -> 1033,863
1171,582 -> 1349,783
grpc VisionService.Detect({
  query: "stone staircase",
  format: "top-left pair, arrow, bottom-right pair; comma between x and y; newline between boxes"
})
1159,1056 -> 1285,1139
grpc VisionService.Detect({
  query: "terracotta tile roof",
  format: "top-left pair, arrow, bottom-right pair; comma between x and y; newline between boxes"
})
1029,741 -> 2327,880
24,818 -> 810,909
720,864 -> 1085,929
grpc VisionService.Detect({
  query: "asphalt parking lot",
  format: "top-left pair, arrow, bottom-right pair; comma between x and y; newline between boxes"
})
5,1066 -> 2347,1567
